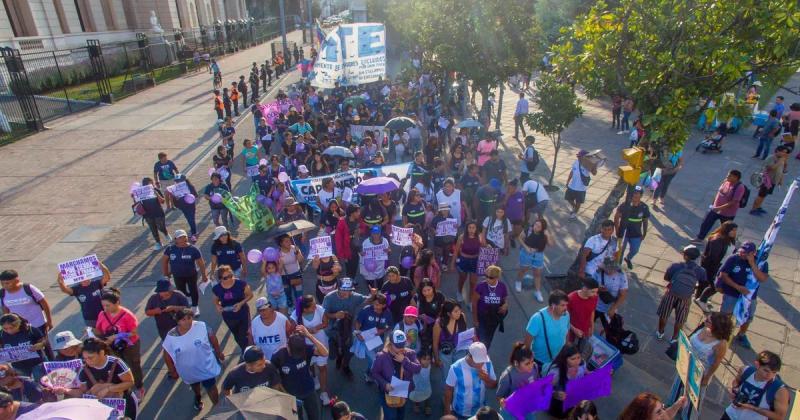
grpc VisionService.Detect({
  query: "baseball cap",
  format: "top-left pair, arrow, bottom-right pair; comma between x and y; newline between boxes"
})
391,330 -> 407,347
212,225 -> 229,240
577,149 -> 589,157
174,229 -> 188,238
438,202 -> 450,211
255,297 -> 271,310
602,257 -> 619,271
155,279 -> 173,293
682,245 -> 701,260
339,277 -> 354,291
633,185 -> 644,193
298,165 -> 309,174
739,241 -> 757,254
489,178 -> 501,189
286,197 -> 298,206
386,266 -> 400,275
52,330 -> 82,350
468,341 -> 490,364
370,225 -> 382,234
243,345 -> 265,363
403,306 -> 418,318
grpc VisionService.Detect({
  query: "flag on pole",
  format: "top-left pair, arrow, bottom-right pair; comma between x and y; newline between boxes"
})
315,20 -> 327,46
733,177 -> 799,325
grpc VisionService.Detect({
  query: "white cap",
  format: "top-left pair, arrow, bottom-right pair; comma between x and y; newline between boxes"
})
174,229 -> 188,238
298,165 -> 309,174
255,297 -> 270,310
468,341 -> 490,364
52,330 -> 82,350
212,225 -> 228,240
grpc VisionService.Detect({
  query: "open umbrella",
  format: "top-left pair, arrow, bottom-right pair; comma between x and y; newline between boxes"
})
264,219 -> 318,240
18,398 -> 115,420
455,118 -> 483,129
343,95 -> 366,108
322,145 -> 355,159
385,116 -> 416,131
205,387 -> 299,420
355,176 -> 400,195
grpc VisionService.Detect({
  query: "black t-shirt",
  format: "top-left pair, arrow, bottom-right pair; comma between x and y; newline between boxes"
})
70,281 -> 104,321
0,327 -> 45,373
481,159 -> 507,183
617,202 -> 650,238
459,174 -> 481,200
140,189 -> 165,218
78,355 -> 130,387
270,345 -> 315,397
222,362 -> 282,394
362,204 -> 387,226
145,291 -> 190,339
164,244 -> 202,277
211,241 -> 244,271
380,277 -> 415,322
403,202 -> 426,226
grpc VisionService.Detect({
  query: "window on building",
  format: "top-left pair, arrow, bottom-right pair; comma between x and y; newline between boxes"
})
52,0 -> 71,34
3,0 -> 37,37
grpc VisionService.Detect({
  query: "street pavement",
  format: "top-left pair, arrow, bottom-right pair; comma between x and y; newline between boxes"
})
0,29 -> 797,418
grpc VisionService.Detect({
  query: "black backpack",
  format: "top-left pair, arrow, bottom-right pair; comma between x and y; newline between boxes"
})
524,146 -> 540,172
605,314 -> 639,355
733,182 -> 750,208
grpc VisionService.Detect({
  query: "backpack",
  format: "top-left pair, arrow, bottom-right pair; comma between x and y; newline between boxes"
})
740,365 -> 784,410
524,146 -> 540,172
605,314 -> 639,355
732,182 -> 750,208
667,263 -> 701,299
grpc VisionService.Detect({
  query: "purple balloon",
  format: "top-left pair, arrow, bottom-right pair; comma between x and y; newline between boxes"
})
256,194 -> 268,206
401,256 -> 414,269
184,194 -> 196,204
265,197 -> 274,207
263,247 -> 279,262
211,193 -> 223,204
364,258 -> 378,271
247,249 -> 263,264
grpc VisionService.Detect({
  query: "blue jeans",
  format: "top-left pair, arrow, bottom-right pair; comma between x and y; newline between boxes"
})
379,392 -> 407,420
622,111 -> 632,131
755,136 -> 773,159
178,205 -> 197,235
624,237 -> 643,261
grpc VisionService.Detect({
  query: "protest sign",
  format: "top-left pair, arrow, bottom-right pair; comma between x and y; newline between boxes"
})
391,226 -> 413,246
477,247 -> 500,276
310,235 -> 333,258
131,185 -> 155,202
0,345 -> 39,363
504,374 -> 554,418
563,364 -> 613,410
43,359 -> 83,388
363,242 -> 388,261
84,395 -> 126,417
58,254 -> 103,286
350,125 -> 385,141
246,165 -> 260,178
167,182 -> 190,198
435,218 -> 458,237
258,98 -> 304,129
289,162 -> 412,212
311,23 -> 386,88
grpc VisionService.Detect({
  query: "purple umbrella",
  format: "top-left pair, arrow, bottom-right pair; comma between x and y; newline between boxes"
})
354,176 -> 400,195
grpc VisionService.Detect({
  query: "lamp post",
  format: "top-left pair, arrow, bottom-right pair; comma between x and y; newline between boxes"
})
279,0 -> 288,57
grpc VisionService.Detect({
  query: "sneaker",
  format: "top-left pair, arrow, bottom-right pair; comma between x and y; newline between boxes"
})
193,306 -> 200,316
624,257 -> 633,270
193,396 -> 203,411
749,209 -> 762,215
166,234 -> 173,243
690,237 -> 704,244
534,290 -> 544,303
655,331 -> 664,340
617,131 -> 625,135
363,373 -> 374,384
736,334 -> 752,349
320,392 -> 331,405
154,242 -> 162,251
442,265 -> 448,272
756,208 -> 768,214
514,281 -> 522,293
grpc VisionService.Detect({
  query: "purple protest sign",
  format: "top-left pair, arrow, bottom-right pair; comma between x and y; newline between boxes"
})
504,374 -> 554,418
563,364 -> 613,410
477,247 -> 500,276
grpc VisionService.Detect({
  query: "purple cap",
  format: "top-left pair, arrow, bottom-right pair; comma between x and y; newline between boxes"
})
739,241 -> 757,253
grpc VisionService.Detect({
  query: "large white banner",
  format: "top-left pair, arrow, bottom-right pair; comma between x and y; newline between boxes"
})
289,162 -> 411,212
311,23 -> 386,88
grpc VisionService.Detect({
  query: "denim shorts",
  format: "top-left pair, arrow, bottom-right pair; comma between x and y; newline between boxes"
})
191,376 -> 217,389
519,248 -> 544,269
268,292 -> 288,309
721,293 -> 757,323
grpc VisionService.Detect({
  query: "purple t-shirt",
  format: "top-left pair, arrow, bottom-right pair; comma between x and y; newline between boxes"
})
475,281 -> 508,316
2,285 -> 46,328
505,191 -> 525,222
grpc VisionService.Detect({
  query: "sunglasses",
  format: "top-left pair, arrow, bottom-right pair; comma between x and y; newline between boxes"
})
222,274 -> 234,280
486,275 -> 498,280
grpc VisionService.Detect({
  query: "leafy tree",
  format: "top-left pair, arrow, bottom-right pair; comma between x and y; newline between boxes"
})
554,0 -> 800,151
524,74 -> 584,189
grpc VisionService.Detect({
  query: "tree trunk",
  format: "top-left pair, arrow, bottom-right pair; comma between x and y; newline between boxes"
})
548,133 -> 560,187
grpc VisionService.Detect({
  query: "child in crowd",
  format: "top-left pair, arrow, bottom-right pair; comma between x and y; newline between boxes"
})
264,261 -> 287,315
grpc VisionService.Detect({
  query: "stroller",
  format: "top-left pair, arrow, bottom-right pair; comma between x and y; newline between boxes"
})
696,123 -> 727,153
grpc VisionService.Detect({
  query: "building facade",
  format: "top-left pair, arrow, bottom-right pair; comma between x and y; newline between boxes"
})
0,0 -> 248,52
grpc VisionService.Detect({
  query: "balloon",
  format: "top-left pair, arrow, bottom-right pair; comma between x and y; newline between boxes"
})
184,194 -> 196,204
208,167 -> 215,177
263,247 -> 279,262
247,249 -> 263,264
259,158 -> 268,166
265,197 -> 274,207
401,256 -> 414,269
650,180 -> 659,190
256,194 -> 269,206
278,172 -> 290,183
211,193 -> 223,204
364,258 -> 377,271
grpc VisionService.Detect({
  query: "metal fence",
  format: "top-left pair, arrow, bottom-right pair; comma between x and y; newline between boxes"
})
0,15 -> 302,144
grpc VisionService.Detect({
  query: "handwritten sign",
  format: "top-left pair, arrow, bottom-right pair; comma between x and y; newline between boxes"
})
131,185 -> 156,202
58,254 -> 103,286
456,328 -> 475,351
83,395 -> 126,417
563,364 -> 613,410
391,226 -> 413,246
43,359 -> 83,388
477,247 -> 500,276
166,182 -> 190,198
505,374 -> 555,418
363,242 -> 388,261
310,235 -> 333,258
0,345 -> 39,363
246,165 -> 260,177
435,218 -> 458,237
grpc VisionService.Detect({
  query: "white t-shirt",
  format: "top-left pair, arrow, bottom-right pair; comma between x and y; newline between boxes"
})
162,321 -> 221,385
318,188 -> 340,211
445,357 -> 497,417
521,180 -> 550,203
593,270 -> 628,313
360,238 -> 389,280
250,312 -> 289,360
482,216 -> 512,248
436,189 -> 463,225
567,160 -> 591,192
583,234 -> 618,276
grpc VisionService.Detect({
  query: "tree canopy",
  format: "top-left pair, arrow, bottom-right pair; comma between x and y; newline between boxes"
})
554,0 -> 800,150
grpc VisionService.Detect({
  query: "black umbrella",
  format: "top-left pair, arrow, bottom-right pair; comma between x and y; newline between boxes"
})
385,116 -> 416,131
205,387 -> 298,420
264,219 -> 318,240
